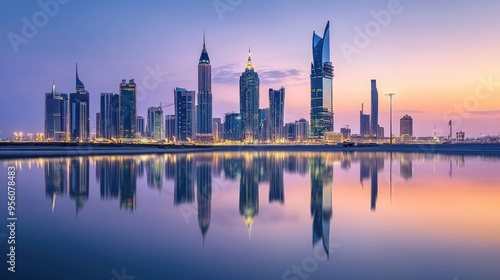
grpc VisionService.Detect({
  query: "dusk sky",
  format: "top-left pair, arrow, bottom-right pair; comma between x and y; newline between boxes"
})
1,0 -> 499,138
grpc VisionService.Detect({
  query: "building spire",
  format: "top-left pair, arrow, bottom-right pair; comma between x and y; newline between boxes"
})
76,62 -> 85,92
52,81 -> 56,95
245,47 -> 254,70
199,32 -> 210,64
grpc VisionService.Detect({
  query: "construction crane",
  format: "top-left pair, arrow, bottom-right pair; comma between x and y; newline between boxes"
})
159,102 -> 174,109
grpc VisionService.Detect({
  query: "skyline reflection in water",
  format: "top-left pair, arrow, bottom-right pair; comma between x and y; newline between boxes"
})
1,152 -> 499,280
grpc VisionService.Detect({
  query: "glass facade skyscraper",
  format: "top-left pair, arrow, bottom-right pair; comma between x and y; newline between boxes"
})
45,83 -> 69,141
119,79 -> 137,138
371,79 -> 379,138
147,106 -> 164,141
100,93 -> 120,139
197,34 -> 213,135
310,21 -> 334,137
240,50 -> 260,142
174,87 -> 195,141
70,65 -> 90,141
269,87 -> 285,141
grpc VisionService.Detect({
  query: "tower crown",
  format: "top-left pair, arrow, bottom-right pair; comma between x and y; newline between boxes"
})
245,48 -> 254,70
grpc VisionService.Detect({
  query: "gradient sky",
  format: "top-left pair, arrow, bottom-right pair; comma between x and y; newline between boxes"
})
1,0 -> 499,138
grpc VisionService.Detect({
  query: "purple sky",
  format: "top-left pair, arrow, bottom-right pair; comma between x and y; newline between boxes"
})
1,0 -> 499,138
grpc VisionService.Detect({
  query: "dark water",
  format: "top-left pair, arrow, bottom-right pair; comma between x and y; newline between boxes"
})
1,152 -> 499,280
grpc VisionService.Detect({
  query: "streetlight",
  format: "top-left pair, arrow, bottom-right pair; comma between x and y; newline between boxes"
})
385,93 -> 396,145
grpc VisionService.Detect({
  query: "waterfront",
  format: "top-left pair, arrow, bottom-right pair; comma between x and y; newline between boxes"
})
1,152 -> 499,279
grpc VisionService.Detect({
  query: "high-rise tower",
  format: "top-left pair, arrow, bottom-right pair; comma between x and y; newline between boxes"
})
240,49 -> 260,142
197,33 -> 213,136
269,87 -> 285,141
119,79 -> 137,138
310,21 -> 334,137
370,79 -> 379,138
70,64 -> 90,141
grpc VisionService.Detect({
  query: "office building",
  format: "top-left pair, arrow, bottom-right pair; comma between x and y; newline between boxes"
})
147,107 -> 164,141
360,103 -> 370,136
45,83 -> 69,141
240,49 -> 260,142
269,87 -> 285,141
70,65 -> 90,141
136,116 -> 145,137
371,79 -> 379,138
258,108 -> 270,142
224,112 -> 242,141
100,93 -> 120,139
295,118 -> 309,142
213,118 -> 222,142
340,127 -> 351,139
165,115 -> 176,141
197,34 -> 213,135
174,87 -> 195,141
310,21 -> 334,137
96,113 -> 101,138
119,79 -> 137,138
400,114 -> 413,137
285,122 -> 297,141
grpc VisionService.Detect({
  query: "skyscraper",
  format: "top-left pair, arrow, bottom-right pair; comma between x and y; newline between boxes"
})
147,106 -> 164,141
240,49 -> 260,142
360,103 -> 370,136
100,93 -> 120,139
197,33 -> 213,136
258,108 -> 270,142
70,64 -> 90,141
212,118 -> 222,142
136,116 -> 145,137
119,79 -> 137,138
400,114 -> 413,136
174,87 -> 195,141
295,118 -> 309,142
45,83 -> 69,141
224,112 -> 242,141
371,79 -> 379,138
310,21 -> 334,137
165,115 -> 175,141
269,87 -> 285,141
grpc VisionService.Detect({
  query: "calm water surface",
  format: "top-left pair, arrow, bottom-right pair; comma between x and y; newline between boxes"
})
1,152 -> 499,280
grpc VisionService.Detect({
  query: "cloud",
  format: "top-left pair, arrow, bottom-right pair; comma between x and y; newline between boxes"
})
467,110 -> 500,116
212,64 -> 304,85
212,63 -> 240,85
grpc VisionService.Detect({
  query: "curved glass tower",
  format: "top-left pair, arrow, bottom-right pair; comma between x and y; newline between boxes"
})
310,21 -> 334,137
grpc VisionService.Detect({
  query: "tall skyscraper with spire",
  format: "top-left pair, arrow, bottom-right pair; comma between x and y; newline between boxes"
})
240,49 -> 260,142
197,33 -> 213,137
371,79 -> 379,138
310,21 -> 334,137
70,64 -> 90,140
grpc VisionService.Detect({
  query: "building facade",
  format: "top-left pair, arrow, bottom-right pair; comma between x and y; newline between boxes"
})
400,114 -> 413,137
370,79 -> 379,138
174,87 -> 195,141
197,35 -> 213,135
269,87 -> 285,141
165,115 -> 176,141
100,93 -> 120,139
310,21 -> 334,137
240,50 -> 260,142
119,79 -> 137,138
70,65 -> 90,141
45,83 -> 69,141
147,107 -> 164,141
224,112 -> 242,141
360,103 -> 370,136
136,116 -> 145,137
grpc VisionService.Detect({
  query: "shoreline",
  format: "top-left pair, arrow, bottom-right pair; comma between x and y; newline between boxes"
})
1,143 -> 500,159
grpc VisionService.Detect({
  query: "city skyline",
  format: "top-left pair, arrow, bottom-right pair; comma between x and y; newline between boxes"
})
2,0 -> 500,138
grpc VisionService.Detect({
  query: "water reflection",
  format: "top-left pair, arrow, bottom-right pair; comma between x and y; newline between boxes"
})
35,152 -> 500,255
